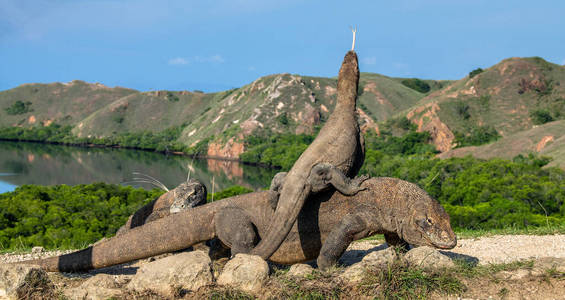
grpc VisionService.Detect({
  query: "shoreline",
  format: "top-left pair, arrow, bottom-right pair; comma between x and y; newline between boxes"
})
0,138 -> 277,169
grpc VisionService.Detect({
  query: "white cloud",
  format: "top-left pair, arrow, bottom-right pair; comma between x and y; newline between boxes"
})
361,56 -> 376,65
168,57 -> 189,65
168,55 -> 225,66
247,66 -> 256,71
195,54 -> 224,63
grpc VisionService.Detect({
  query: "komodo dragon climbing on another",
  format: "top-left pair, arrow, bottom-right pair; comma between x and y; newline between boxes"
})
14,177 -> 457,272
253,45 -> 368,259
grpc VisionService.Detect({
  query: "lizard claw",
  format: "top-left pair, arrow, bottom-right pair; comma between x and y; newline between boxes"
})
352,174 -> 370,187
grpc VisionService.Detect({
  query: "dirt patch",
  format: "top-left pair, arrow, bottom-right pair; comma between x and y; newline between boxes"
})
536,135 -> 555,152
207,138 -> 245,159
364,82 -> 395,109
357,108 -> 378,133
408,103 -> 456,152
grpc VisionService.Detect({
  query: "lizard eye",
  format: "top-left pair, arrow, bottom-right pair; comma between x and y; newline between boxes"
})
427,218 -> 433,225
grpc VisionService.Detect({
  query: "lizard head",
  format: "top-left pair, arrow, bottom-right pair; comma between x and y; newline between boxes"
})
170,178 -> 207,213
395,182 -> 457,250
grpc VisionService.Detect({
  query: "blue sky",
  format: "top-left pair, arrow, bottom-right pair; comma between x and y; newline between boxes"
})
1,0 -> 564,92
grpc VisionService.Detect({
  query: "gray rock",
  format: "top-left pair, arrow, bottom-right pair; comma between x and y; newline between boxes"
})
287,264 -> 314,277
339,263 -> 367,283
64,274 -> 123,300
404,246 -> 455,269
126,250 -> 213,297
340,248 -> 398,283
217,253 -> 269,293
0,264 -> 53,300
31,246 -> 44,254
362,247 -> 397,268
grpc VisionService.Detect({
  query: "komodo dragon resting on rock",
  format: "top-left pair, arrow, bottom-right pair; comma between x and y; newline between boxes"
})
14,177 -> 456,272
253,48 -> 367,260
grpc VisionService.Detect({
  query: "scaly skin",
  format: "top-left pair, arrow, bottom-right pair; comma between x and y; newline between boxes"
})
251,50 -> 366,260
14,177 -> 456,272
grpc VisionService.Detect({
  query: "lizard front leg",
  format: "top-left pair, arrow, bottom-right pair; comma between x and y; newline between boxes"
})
317,209 -> 376,269
384,232 -> 410,252
214,207 -> 258,256
268,172 -> 287,210
309,163 -> 369,195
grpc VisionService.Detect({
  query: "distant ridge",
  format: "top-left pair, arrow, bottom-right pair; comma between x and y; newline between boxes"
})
1,57 -> 565,166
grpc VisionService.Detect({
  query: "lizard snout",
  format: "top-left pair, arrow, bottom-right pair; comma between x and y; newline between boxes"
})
435,231 -> 457,249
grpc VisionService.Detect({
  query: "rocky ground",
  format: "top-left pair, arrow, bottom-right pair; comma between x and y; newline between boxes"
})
1,235 -> 565,299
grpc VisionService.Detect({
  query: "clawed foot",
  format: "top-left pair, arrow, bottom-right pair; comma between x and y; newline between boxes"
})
316,256 -> 333,271
352,174 -> 369,186
348,174 -> 369,193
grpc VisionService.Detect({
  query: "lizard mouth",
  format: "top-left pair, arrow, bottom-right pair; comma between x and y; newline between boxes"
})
434,237 -> 457,249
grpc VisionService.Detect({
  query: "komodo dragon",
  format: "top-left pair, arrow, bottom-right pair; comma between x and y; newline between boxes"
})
252,48 -> 367,260
115,178 -> 206,235
16,177 -> 457,272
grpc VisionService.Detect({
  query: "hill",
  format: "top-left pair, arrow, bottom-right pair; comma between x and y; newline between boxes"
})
439,120 -> 565,169
0,80 -> 137,128
0,72 -> 441,158
405,57 -> 565,152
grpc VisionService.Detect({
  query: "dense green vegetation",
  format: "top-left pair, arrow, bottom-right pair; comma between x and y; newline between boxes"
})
4,100 -> 33,115
454,125 -> 501,147
207,185 -> 254,202
400,78 -> 431,93
0,183 -> 255,251
0,123 -> 206,155
239,132 -> 314,170
0,183 -> 164,250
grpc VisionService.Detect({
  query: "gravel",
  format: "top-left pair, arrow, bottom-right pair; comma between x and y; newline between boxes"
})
350,234 -> 565,265
2,234 -> 565,266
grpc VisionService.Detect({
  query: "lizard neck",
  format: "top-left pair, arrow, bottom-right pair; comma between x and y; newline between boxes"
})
335,50 -> 359,111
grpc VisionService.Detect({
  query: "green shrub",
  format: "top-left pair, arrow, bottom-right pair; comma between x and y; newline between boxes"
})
530,109 -> 554,125
401,78 -> 431,93
455,102 -> 471,119
207,185 -> 253,202
469,68 -> 484,78
4,101 -> 33,115
454,125 -> 500,147
277,113 -> 289,125
166,92 -> 179,102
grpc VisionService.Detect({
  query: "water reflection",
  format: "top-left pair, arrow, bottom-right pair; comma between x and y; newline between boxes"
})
0,141 -> 277,194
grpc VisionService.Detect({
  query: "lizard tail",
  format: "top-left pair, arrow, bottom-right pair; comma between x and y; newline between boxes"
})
250,183 -> 310,259
14,205 -> 218,272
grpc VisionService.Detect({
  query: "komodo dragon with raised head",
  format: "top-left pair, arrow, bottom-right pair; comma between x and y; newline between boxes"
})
252,46 -> 367,260
15,177 -> 457,272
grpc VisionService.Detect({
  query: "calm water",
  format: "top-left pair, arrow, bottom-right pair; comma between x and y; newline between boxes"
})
0,141 -> 277,194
